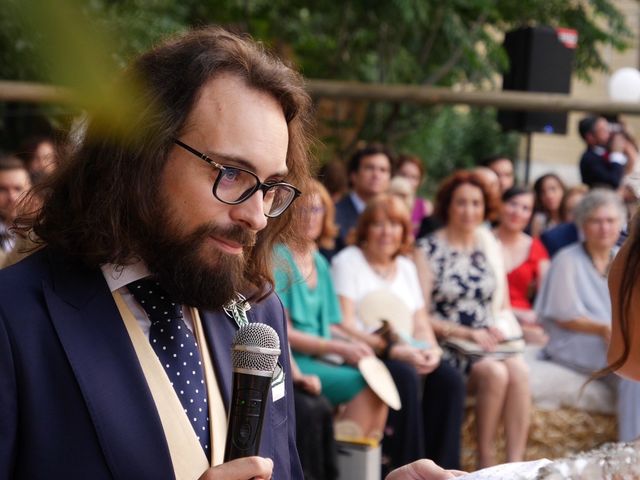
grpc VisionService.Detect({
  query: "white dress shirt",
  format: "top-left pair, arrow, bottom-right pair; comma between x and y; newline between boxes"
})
101,261 -> 196,336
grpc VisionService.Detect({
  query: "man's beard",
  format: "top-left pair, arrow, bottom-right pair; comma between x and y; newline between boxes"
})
138,215 -> 256,311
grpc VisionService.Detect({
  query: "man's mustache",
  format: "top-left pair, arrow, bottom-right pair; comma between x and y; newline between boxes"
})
198,223 -> 257,248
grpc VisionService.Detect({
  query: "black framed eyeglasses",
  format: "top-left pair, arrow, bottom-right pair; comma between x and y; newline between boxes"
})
173,139 -> 301,218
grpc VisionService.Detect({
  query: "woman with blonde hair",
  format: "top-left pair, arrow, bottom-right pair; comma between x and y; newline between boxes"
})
273,180 -> 388,440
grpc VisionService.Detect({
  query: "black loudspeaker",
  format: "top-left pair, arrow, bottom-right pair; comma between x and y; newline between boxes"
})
498,26 -> 577,134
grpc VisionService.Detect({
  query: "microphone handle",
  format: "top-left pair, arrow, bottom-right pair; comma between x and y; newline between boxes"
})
224,372 -> 272,461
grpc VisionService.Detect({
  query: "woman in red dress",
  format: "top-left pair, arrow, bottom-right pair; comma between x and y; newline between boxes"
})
494,186 -> 550,344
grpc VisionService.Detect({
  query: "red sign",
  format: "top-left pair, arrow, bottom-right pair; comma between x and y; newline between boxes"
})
556,28 -> 578,49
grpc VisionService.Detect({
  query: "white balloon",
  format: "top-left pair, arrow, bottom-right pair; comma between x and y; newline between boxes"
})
609,67 -> 640,102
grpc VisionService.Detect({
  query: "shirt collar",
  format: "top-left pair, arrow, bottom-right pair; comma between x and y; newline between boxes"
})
100,260 -> 151,292
349,191 -> 367,214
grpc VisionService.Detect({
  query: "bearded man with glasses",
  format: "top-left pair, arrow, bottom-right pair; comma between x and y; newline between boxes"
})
0,27 -> 310,480
0,25 -> 465,480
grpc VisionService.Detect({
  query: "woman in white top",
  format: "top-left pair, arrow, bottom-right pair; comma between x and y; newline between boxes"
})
332,195 -> 465,471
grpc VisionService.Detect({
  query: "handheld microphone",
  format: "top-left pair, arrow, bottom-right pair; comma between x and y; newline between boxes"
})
224,322 -> 281,461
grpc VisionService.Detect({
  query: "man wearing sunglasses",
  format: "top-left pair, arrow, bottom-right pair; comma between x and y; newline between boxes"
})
0,28 -> 309,480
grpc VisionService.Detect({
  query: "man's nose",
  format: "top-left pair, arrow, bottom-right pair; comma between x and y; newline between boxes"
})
230,190 -> 268,232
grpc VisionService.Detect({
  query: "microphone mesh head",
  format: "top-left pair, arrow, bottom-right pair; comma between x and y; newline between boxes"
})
231,323 -> 281,374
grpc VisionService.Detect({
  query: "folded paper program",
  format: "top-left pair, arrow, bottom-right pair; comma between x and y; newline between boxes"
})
443,337 -> 525,358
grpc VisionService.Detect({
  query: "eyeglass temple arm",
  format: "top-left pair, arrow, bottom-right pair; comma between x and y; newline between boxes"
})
173,139 -> 226,171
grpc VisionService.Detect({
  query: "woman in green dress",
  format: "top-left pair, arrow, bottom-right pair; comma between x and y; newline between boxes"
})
274,180 -> 387,438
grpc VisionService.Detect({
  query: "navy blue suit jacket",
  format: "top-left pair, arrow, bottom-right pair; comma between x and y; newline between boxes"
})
334,194 -> 359,244
579,148 -> 625,189
540,222 -> 579,257
322,194 -> 360,262
0,248 -> 302,479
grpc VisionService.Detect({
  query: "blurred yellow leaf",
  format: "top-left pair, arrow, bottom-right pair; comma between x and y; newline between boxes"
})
10,0 -> 149,139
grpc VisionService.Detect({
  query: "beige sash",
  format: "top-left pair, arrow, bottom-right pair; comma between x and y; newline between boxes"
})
191,307 -> 228,466
113,292 -> 228,479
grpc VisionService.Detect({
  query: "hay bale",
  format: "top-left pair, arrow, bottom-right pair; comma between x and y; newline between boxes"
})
461,405 -> 617,471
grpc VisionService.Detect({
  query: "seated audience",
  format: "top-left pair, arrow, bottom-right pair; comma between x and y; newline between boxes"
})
319,159 -> 349,203
620,182 -> 640,240
332,195 -> 465,471
578,115 -> 636,190
481,154 -> 516,194
560,184 -> 590,224
536,189 -> 640,442
493,187 -> 549,344
389,176 -> 415,214
274,180 -> 388,440
17,135 -> 58,184
414,164 -> 470,241
330,144 -> 393,260
530,173 -> 566,237
414,170 -> 531,468
290,355 -> 338,480
472,166 -> 501,224
396,154 -> 433,235
539,184 -> 588,257
0,155 -> 31,261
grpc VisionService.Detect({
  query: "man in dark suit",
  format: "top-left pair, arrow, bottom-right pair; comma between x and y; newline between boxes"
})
0,155 -> 31,256
0,28 -> 310,480
578,115 -> 636,189
326,144 -> 392,259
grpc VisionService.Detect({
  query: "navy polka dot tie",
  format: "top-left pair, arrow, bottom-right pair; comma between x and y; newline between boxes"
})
127,278 -> 210,458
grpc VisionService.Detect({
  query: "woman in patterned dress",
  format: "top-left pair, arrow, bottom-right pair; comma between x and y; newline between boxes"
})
414,170 -> 531,469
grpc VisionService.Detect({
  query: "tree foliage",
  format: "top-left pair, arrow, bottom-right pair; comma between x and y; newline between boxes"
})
0,0 -> 633,183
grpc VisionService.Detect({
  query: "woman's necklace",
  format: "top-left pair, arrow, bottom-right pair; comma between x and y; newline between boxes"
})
582,243 -> 614,278
364,250 -> 396,280
293,249 -> 318,288
370,262 -> 395,280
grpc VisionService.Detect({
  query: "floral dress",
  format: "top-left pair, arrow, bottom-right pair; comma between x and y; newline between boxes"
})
419,233 -> 497,374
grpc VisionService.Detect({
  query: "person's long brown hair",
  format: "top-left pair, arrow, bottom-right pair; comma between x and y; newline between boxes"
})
307,180 -> 339,250
354,194 -> 414,257
16,27 -> 314,298
433,169 -> 494,224
598,215 -> 640,377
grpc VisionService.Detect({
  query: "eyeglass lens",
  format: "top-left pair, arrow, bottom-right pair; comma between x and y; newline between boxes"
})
215,167 -> 296,217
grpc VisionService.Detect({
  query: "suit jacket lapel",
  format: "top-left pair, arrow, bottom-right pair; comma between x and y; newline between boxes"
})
199,309 -> 236,411
44,252 -> 174,479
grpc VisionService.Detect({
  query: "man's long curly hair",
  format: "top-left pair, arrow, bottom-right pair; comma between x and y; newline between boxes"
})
16,27 -> 314,298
